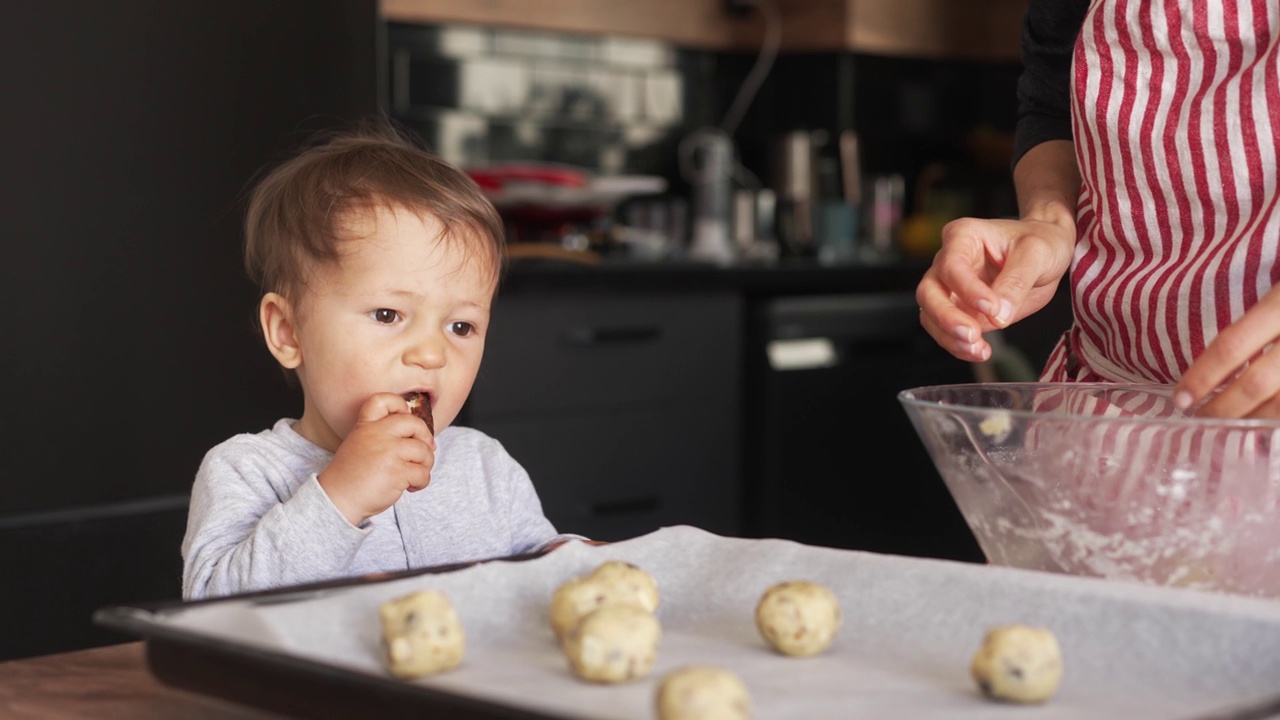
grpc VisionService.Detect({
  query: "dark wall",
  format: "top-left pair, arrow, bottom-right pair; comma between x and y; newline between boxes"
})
0,0 -> 379,660
725,51 -> 1023,220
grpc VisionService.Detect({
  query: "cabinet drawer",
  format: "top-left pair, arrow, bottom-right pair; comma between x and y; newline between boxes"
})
468,291 -> 741,417
476,406 -> 741,542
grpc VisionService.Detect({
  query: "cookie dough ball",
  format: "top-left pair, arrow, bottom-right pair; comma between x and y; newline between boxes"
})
656,666 -> 752,720
754,580 -> 842,657
550,576 -> 612,640
970,624 -> 1063,703
589,560 -> 660,613
563,605 -> 661,683
379,590 -> 465,678
549,561 -> 660,640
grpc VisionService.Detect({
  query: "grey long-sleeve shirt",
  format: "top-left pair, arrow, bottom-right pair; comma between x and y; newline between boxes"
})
181,419 -> 574,600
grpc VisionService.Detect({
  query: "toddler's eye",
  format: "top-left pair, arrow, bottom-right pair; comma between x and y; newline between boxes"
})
372,309 -> 399,324
449,321 -> 476,337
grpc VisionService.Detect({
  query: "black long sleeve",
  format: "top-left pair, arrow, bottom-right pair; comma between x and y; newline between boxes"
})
1012,0 -> 1090,170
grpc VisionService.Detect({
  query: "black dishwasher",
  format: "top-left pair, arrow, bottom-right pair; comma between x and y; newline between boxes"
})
742,292 -> 986,563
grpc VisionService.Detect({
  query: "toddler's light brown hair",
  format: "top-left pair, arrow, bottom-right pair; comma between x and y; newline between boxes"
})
243,119 -> 504,303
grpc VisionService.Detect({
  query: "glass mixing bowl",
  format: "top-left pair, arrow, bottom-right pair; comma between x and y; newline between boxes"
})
899,383 -> 1280,598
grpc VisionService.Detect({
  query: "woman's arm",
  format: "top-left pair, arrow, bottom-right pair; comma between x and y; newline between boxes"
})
1014,140 -> 1080,235
1012,0 -> 1090,169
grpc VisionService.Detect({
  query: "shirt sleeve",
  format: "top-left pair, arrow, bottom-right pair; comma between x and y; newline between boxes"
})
496,450 -> 587,554
1012,0 -> 1091,170
180,439 -> 369,600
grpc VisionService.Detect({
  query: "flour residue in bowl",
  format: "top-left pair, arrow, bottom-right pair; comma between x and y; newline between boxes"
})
902,383 -> 1280,599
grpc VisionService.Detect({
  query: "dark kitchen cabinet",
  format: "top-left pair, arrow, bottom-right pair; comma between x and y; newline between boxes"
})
462,290 -> 744,541
1,0 -> 379,661
742,292 -> 986,562
474,264 -> 1003,562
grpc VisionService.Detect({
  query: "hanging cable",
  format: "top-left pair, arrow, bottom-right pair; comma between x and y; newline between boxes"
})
718,0 -> 782,137
680,0 -> 782,190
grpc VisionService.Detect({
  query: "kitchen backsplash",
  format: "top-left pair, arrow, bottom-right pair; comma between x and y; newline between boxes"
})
386,21 -> 1023,232
387,22 -> 708,176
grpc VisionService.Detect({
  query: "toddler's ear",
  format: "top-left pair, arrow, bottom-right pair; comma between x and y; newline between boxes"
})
260,292 -> 302,369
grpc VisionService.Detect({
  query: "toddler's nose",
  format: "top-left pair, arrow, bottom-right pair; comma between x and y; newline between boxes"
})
405,333 -> 446,369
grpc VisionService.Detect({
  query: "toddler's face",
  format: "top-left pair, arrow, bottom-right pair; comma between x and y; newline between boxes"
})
288,204 -> 496,451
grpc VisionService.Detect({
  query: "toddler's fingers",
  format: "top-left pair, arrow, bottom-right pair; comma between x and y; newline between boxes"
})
400,439 -> 434,492
372,410 -> 436,446
405,466 -> 432,492
396,434 -> 435,466
358,392 -> 411,424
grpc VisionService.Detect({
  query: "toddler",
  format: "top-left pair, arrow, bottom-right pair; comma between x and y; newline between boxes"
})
182,121 -> 580,600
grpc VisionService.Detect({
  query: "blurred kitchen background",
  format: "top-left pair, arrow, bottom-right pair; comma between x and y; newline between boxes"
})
1,0 -> 1071,660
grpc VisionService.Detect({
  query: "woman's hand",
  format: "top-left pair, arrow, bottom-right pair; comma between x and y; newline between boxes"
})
917,214 -> 1074,363
1176,285 -> 1280,419
917,140 -> 1080,364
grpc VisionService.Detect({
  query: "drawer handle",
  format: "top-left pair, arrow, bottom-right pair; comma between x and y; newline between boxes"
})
562,325 -> 662,347
590,495 -> 661,517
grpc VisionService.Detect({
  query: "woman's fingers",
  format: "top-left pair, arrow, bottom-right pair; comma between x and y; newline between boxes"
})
917,220 -> 1011,361
917,289 -> 990,362
1179,290 -> 1280,417
934,218 -> 1008,320
1190,347 -> 1280,419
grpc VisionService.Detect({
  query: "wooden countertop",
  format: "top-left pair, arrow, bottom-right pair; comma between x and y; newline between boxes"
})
0,642 -> 281,720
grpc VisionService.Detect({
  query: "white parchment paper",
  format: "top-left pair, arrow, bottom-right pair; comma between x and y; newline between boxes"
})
157,526 -> 1280,719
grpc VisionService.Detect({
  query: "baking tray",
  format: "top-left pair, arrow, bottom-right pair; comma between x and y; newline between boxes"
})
95,526 -> 1280,719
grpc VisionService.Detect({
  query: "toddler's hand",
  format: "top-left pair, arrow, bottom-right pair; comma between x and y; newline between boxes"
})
319,393 -> 436,526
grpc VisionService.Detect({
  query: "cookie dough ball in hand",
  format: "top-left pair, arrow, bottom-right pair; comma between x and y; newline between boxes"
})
754,580 -> 842,657
563,605 -> 661,683
549,561 -> 660,640
402,391 -> 434,434
970,625 -> 1063,703
379,590 -> 465,678
656,666 -> 752,720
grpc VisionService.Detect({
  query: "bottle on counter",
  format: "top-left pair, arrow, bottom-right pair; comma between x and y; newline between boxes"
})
682,128 -> 737,265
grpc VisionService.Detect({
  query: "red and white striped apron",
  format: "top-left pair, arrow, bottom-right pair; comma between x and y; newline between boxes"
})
1012,2 -> 1280,596
1042,0 -> 1280,384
